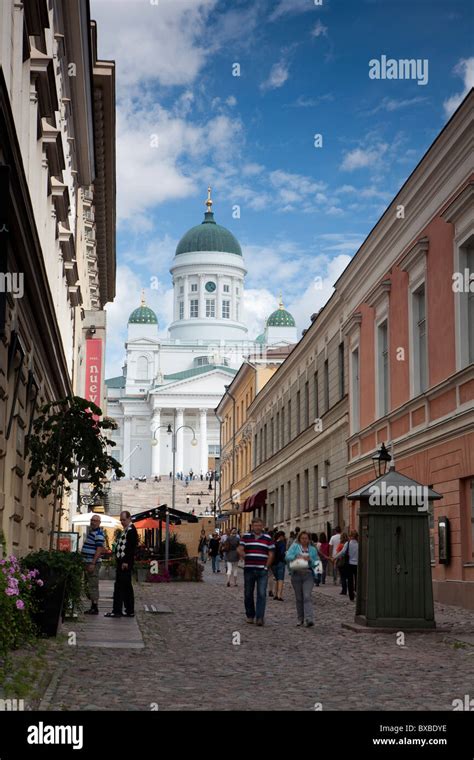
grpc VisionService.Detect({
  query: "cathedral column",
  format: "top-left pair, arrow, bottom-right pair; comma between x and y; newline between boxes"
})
151,408 -> 161,476
199,408 -> 208,475
123,415 -> 132,477
176,408 -> 184,474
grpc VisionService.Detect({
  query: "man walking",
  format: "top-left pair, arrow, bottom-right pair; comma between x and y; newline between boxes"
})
105,511 -> 138,618
238,518 -> 275,626
329,526 -> 341,585
81,514 -> 105,615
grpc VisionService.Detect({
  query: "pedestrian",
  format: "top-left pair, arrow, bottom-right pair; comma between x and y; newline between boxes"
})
333,530 -> 358,600
329,526 -> 342,584
219,531 -> 228,566
315,532 -> 330,586
286,530 -> 319,627
238,517 -> 275,626
271,530 -> 287,601
198,529 -> 208,563
200,473 -> 203,481
208,532 -> 221,573
334,532 -> 350,595
81,514 -> 106,615
169,471 -> 172,479
105,511 -> 138,618
224,527 -> 240,587
287,530 -> 296,548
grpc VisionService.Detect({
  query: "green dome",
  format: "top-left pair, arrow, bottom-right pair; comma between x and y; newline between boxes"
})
176,211 -> 242,256
128,305 -> 158,325
256,333 -> 266,344
267,306 -> 295,328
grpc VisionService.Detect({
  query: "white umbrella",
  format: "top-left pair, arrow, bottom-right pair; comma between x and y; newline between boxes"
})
71,514 -> 121,528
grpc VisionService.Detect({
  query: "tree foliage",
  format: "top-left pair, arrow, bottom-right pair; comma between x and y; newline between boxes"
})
27,396 -> 124,499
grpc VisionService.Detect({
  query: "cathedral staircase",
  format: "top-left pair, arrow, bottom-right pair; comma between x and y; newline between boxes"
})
106,476 -> 217,518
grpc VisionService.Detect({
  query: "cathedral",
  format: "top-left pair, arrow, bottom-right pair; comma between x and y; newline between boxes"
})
106,190 -> 298,478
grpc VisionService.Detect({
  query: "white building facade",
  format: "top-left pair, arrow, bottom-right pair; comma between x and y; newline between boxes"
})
107,191 -> 298,478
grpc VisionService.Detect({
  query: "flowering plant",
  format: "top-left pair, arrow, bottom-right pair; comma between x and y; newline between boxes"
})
0,555 -> 41,658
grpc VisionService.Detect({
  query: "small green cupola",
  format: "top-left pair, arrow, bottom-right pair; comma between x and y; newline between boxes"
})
128,291 -> 158,325
266,295 -> 296,327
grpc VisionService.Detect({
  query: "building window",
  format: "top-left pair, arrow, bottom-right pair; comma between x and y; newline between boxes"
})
338,342 -> 345,399
208,445 -> 220,456
179,301 -> 184,320
195,356 -> 209,367
190,283 -> 198,292
314,371 -> 319,419
288,399 -> 291,441
276,411 -> 280,449
286,480 -> 291,521
304,469 -> 309,514
324,359 -> 329,411
280,484 -> 285,523
377,321 -> 389,416
259,428 -> 263,464
190,299 -> 199,318
179,285 -> 184,295
313,465 -> 318,512
281,406 -> 285,447
136,356 -> 149,380
236,303 -> 239,322
304,381 -> 309,429
351,347 -> 360,433
205,300 -> 215,318
470,479 -> 474,559
264,423 -> 267,460
413,284 -> 427,394
296,474 -> 301,517
222,300 -> 230,319
223,284 -> 230,293
270,417 -> 274,456
254,433 -> 258,468
458,237 -> 474,368
236,287 -> 239,295
296,390 -> 301,435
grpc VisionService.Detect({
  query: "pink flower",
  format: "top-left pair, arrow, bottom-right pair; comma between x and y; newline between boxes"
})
20,574 -> 26,581
15,599 -> 25,610
36,579 -> 44,587
5,587 -> 17,596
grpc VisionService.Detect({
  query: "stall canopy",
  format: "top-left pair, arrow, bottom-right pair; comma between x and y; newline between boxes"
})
242,490 -> 267,512
131,504 -> 199,525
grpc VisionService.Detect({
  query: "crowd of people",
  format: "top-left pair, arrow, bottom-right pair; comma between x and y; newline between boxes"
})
198,519 -> 359,627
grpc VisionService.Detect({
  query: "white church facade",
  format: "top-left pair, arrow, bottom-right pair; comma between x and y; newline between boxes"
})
106,190 -> 298,478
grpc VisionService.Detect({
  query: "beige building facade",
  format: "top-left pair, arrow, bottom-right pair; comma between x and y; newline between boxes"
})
0,1 -> 115,556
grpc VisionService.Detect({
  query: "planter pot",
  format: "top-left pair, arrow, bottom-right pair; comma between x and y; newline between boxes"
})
33,574 -> 66,637
136,568 -> 149,583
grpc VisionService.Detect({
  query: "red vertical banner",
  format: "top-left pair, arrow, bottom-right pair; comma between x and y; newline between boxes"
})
85,338 -> 103,420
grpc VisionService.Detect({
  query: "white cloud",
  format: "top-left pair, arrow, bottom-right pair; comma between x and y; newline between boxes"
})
287,254 -> 351,331
91,0 -> 217,90
367,96 -> 428,115
311,20 -> 328,37
443,57 -> 474,117
340,144 -> 388,171
260,60 -> 290,91
269,0 -> 315,21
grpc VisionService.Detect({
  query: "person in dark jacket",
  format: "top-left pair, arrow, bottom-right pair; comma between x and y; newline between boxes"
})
208,532 -> 221,573
105,511 -> 138,618
271,531 -> 287,601
198,529 -> 208,562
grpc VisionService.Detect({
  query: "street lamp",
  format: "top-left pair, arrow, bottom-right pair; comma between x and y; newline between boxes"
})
372,442 -> 392,478
162,410 -> 197,572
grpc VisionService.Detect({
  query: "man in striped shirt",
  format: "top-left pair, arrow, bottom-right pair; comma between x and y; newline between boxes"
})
238,517 -> 275,626
81,514 -> 106,615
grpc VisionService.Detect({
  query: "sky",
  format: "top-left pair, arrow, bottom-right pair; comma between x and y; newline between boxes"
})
89,0 -> 474,378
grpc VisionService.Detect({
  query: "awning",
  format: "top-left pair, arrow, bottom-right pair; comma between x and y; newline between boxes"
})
131,505 -> 199,524
242,489 -> 267,512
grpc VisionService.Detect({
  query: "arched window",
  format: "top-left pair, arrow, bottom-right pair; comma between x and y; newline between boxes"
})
136,356 -> 149,380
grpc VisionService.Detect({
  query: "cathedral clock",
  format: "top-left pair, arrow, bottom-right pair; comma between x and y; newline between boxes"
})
205,281 -> 216,293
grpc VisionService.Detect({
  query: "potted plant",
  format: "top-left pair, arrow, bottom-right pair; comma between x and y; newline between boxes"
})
21,549 -> 84,636
0,555 -> 42,659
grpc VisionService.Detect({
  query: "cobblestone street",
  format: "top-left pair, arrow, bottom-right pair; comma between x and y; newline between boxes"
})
41,563 -> 474,712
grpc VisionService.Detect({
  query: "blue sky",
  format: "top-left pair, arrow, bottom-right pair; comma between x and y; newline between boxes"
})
90,0 -> 474,377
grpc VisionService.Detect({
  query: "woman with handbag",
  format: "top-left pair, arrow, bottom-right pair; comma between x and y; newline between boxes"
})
286,531 -> 319,627
224,527 -> 240,587
333,531 -> 358,600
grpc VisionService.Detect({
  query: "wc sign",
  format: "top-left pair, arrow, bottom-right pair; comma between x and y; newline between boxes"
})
85,338 -> 103,420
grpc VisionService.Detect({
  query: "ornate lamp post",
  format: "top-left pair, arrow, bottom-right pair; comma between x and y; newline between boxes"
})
371,442 -> 392,478
152,411 -> 197,570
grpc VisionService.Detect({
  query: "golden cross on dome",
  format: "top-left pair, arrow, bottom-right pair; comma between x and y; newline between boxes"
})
140,289 -> 146,306
206,185 -> 213,212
